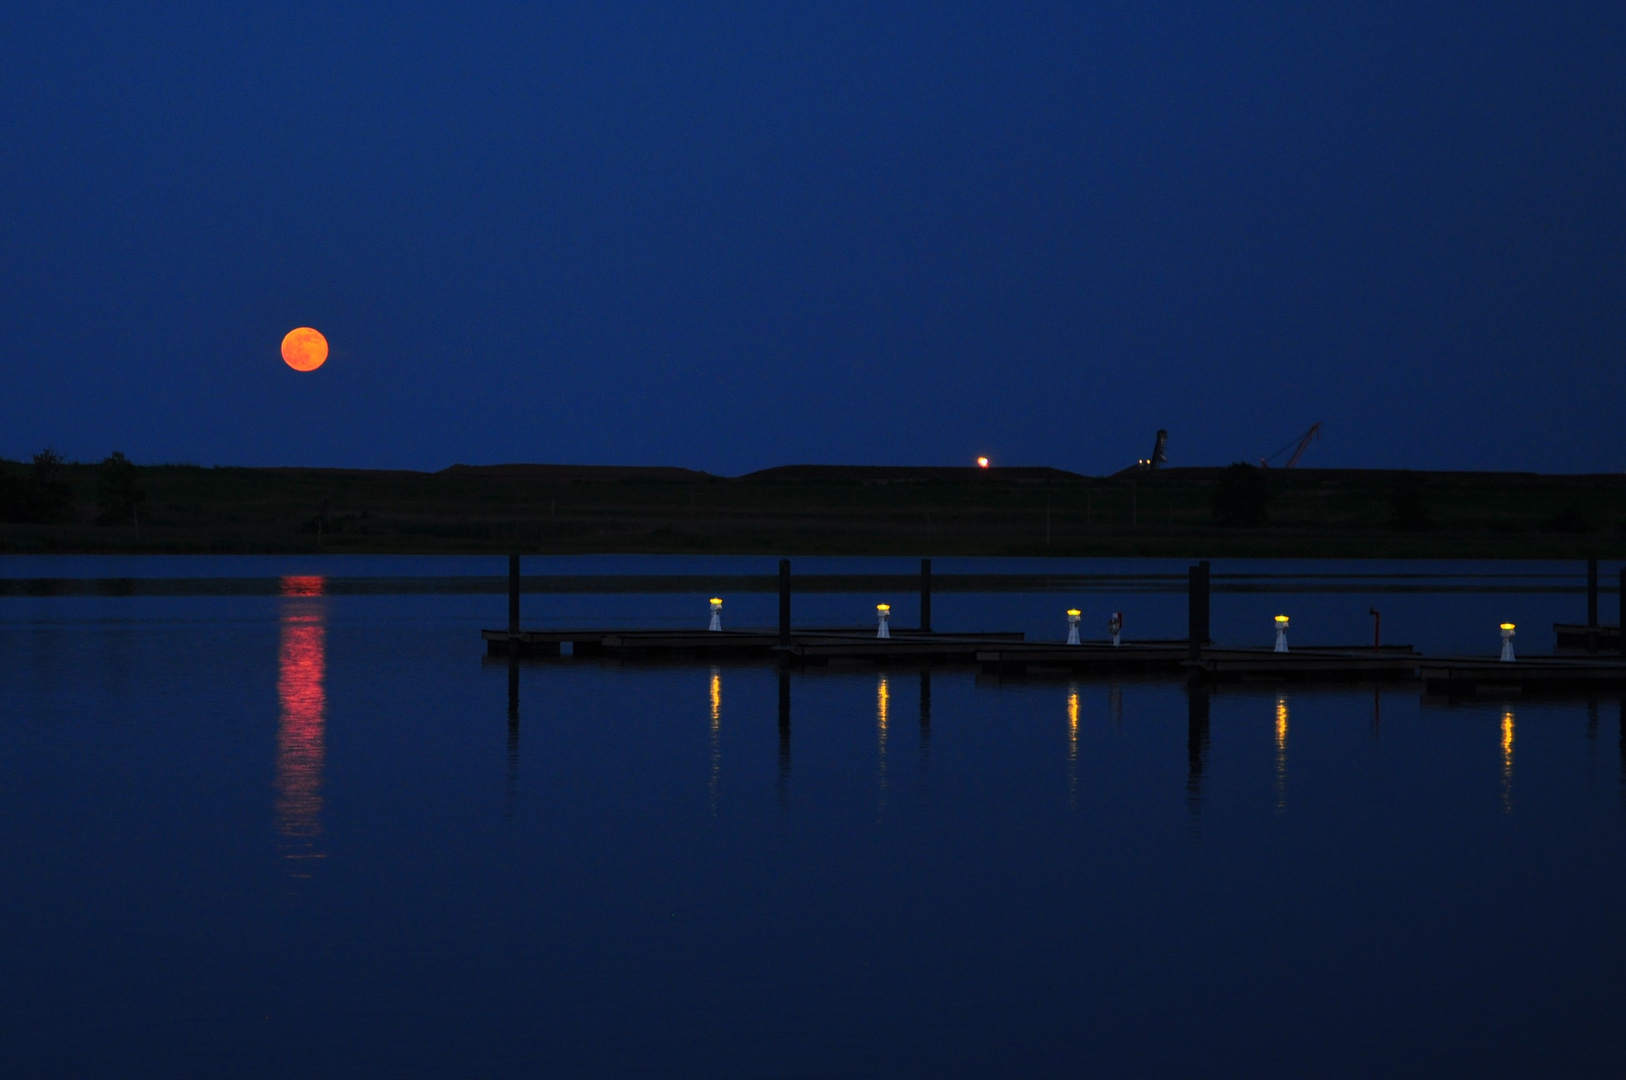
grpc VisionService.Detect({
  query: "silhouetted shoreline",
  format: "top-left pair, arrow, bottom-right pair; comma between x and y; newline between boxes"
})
1,460 -> 1622,557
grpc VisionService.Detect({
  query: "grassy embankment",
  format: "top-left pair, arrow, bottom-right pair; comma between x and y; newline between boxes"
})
1,460 -> 1623,558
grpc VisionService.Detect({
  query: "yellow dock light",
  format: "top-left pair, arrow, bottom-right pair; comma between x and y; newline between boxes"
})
709,597 -> 723,631
876,603 -> 892,639
1066,608 -> 1082,646
1500,622 -> 1516,662
1273,614 -> 1290,653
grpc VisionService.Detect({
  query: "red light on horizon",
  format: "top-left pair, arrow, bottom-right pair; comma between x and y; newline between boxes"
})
976,456 -> 990,469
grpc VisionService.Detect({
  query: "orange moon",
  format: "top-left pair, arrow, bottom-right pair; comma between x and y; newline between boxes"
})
281,327 -> 329,372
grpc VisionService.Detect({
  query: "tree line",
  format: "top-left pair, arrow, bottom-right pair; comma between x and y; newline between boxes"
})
0,450 -> 146,526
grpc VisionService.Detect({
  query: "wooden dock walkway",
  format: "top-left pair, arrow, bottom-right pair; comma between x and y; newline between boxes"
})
1422,656 -> 1626,694
482,627 -> 1024,658
482,555 -> 1626,693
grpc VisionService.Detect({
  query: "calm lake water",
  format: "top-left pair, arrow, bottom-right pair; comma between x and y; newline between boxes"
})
2,556 -> 1624,1077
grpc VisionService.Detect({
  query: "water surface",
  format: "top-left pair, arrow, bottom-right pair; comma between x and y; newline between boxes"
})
2,557 -> 1623,1077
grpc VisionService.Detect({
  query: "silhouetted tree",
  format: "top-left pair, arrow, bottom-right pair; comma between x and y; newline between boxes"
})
97,451 -> 147,526
23,449 -> 75,522
1388,471 -> 1430,530
1212,463 -> 1269,526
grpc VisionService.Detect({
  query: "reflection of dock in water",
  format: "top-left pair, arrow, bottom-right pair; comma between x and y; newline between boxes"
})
487,556 -> 1626,823
491,648 -> 1622,832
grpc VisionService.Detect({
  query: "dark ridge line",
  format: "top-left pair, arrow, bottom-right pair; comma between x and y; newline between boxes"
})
0,574 -> 1612,598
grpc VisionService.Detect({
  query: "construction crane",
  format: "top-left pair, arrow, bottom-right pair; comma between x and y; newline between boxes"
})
1114,429 -> 1170,476
1146,429 -> 1168,470
1259,423 -> 1321,469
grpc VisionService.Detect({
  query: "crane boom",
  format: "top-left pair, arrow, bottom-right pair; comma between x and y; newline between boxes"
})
1259,422 -> 1322,469
1284,422 -> 1321,467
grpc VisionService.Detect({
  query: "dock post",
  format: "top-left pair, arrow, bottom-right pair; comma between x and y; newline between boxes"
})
1187,561 -> 1210,661
779,559 -> 791,646
1588,558 -> 1600,651
508,554 -> 521,659
920,558 -> 932,632
1588,558 -> 1599,626
1199,560 -> 1211,645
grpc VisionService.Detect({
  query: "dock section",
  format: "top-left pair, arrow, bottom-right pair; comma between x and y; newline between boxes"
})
484,555 -> 1626,693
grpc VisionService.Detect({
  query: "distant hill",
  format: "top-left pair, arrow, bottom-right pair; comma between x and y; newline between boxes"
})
740,465 -> 1086,482
439,464 -> 716,481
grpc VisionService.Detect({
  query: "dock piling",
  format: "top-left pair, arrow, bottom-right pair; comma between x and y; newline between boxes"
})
779,560 -> 791,646
1588,558 -> 1600,652
920,558 -> 932,632
1187,561 -> 1210,661
1588,558 -> 1599,627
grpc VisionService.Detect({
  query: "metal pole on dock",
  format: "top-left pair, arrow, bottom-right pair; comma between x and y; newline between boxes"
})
1187,561 -> 1210,661
779,559 -> 791,646
920,558 -> 932,632
1619,568 -> 1625,659
1587,557 -> 1600,652
508,554 -> 521,658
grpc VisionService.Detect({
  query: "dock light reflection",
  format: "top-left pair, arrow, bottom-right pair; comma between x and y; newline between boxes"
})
708,666 -> 722,816
276,575 -> 327,875
1067,684 -> 1080,810
877,674 -> 890,799
1274,695 -> 1289,812
1501,708 -> 1515,813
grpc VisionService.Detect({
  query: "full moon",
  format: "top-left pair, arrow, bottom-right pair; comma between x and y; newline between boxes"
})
281,327 -> 329,372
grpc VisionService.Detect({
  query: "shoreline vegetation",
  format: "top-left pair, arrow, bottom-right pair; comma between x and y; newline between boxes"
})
1,457 -> 1623,558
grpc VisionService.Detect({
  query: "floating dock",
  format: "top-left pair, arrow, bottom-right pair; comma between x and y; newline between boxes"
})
483,555 -> 1626,692
1422,656 -> 1626,694
978,643 -> 1421,680
482,627 -> 1023,658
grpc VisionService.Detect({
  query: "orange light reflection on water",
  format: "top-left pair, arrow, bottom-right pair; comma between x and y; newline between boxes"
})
1500,709 -> 1515,813
876,674 -> 890,799
708,666 -> 722,816
1274,696 -> 1288,813
1066,685 -> 1080,810
277,575 -> 327,874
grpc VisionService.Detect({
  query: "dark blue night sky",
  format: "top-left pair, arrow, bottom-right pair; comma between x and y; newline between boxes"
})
2,2 -> 1621,474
